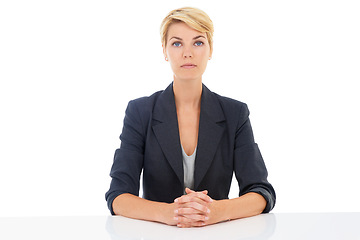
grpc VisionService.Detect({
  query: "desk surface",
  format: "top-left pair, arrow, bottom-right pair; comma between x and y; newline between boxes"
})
1,213 -> 359,240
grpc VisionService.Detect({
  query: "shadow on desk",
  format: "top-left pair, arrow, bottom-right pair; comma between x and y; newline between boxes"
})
105,213 -> 276,240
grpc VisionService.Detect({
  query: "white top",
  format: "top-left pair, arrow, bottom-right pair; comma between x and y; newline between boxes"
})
181,145 -> 196,191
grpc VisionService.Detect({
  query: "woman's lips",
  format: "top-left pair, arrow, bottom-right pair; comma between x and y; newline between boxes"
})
181,63 -> 196,69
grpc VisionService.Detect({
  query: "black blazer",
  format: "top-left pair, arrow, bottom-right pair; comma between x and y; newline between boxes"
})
106,83 -> 275,214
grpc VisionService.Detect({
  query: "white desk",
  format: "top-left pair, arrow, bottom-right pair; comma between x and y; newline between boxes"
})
1,213 -> 359,239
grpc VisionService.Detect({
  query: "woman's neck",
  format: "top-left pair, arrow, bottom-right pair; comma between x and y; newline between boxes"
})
173,78 -> 202,109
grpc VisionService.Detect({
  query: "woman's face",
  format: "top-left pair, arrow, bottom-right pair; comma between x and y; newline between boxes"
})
164,22 -> 211,83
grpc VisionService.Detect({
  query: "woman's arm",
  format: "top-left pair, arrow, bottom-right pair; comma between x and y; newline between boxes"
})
205,192 -> 266,225
112,193 -> 178,225
113,190 -> 213,227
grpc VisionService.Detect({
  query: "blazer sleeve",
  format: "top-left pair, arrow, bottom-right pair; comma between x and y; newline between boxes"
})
105,100 -> 145,215
233,103 -> 276,213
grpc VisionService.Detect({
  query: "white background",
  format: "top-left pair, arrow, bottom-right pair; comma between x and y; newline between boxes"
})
0,0 -> 359,217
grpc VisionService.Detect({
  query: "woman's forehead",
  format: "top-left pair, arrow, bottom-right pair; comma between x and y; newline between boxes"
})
167,22 -> 207,40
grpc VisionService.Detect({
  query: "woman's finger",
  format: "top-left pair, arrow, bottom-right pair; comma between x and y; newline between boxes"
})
176,212 -> 209,222
175,207 -> 209,217
176,198 -> 209,212
175,193 -> 212,205
185,188 -> 209,197
175,216 -> 206,228
185,188 -> 194,194
177,201 -> 210,214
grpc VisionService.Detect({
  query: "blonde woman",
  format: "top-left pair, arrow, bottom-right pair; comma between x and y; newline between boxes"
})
106,7 -> 275,228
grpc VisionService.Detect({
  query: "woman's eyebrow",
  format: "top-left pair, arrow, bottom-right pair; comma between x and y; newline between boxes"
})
193,35 -> 206,40
169,36 -> 182,41
169,35 -> 206,41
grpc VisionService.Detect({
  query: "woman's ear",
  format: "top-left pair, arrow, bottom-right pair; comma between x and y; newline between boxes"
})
162,44 -> 168,61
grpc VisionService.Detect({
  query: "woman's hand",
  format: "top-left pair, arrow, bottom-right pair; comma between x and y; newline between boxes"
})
173,188 -> 215,227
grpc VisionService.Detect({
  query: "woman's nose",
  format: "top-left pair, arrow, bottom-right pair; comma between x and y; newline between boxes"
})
183,47 -> 193,58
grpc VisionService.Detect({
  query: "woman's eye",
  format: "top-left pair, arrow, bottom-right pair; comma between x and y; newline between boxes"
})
172,42 -> 181,47
194,41 -> 204,46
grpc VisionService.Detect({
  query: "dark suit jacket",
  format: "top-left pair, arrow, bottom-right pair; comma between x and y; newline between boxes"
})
106,83 -> 276,215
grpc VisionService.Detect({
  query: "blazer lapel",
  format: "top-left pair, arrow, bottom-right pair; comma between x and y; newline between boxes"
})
151,83 -> 226,190
152,83 -> 184,186
194,85 -> 226,189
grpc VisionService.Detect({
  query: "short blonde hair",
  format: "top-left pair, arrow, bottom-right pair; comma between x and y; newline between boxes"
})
160,7 -> 214,53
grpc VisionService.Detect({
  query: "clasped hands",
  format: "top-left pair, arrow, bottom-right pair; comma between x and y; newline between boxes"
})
172,188 -> 217,228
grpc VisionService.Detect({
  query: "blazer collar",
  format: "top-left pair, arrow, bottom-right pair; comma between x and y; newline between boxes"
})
152,83 -> 225,189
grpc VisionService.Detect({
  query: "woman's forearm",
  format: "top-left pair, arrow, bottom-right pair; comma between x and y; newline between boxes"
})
112,193 -> 177,225
211,192 -> 267,223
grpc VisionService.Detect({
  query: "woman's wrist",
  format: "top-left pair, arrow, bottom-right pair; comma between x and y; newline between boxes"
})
156,202 -> 177,225
207,199 -> 230,224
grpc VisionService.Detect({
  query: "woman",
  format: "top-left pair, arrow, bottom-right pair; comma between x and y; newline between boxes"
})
105,7 -> 275,228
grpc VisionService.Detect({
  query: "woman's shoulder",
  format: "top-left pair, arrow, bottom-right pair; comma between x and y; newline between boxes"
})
211,90 -> 249,115
126,83 -> 174,114
210,92 -> 251,130
128,90 -> 163,107
122,90 -> 164,131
